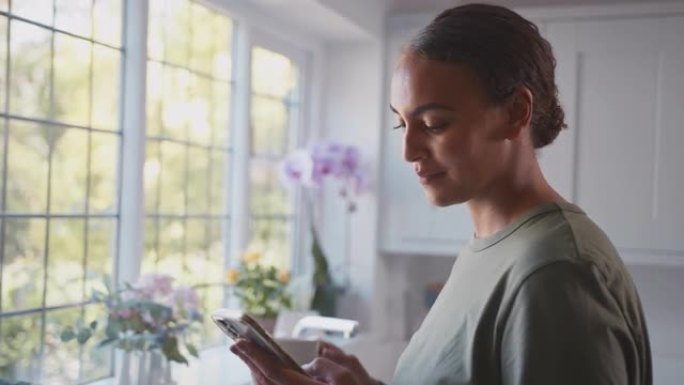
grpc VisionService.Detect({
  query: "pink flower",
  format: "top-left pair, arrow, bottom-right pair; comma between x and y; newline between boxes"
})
117,308 -> 134,319
134,273 -> 174,299
167,286 -> 200,314
279,140 -> 367,201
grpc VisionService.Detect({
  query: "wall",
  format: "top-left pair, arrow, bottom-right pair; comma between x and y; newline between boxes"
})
318,40 -> 385,331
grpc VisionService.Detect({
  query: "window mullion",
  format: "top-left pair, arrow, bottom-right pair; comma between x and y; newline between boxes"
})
228,21 -> 252,270
118,0 -> 149,286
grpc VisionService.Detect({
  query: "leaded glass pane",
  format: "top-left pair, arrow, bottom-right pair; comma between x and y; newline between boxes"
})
92,44 -> 121,131
250,96 -> 288,156
188,74 -> 212,145
144,140 -> 161,212
43,307 -> 82,384
251,46 -> 297,100
46,218 -> 85,307
9,22 -> 51,119
6,121 -> 49,213
50,127 -> 88,213
12,0 -> 53,27
90,131 -> 119,214
2,218 -> 46,312
249,159 -> 290,215
158,141 -> 186,214
146,61 -> 164,137
0,313 -> 42,383
186,146 -> 209,214
0,16 -> 8,113
93,0 -> 122,47
161,67 -> 190,140
85,218 -> 116,295
55,0 -> 92,38
165,0 -> 190,67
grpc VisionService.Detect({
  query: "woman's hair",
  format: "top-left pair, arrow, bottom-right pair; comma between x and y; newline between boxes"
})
409,3 -> 566,149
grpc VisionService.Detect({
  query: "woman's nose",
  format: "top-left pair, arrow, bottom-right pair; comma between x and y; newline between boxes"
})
402,126 -> 427,163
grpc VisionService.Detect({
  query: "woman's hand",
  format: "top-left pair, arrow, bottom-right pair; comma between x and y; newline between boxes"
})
230,339 -> 379,385
230,338 -> 321,385
311,341 -> 378,385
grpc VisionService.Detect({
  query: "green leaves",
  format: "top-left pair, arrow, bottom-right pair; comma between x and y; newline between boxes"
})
59,274 -> 204,366
233,259 -> 292,318
76,327 -> 93,344
60,324 -> 94,344
186,343 -> 199,358
60,326 -> 76,342
162,336 -> 188,365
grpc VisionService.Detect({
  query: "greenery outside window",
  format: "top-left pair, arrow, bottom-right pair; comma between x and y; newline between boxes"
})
248,46 -> 300,270
143,0 -> 233,347
0,0 -> 123,383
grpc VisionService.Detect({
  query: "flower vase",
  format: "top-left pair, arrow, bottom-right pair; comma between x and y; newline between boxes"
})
119,351 -> 175,385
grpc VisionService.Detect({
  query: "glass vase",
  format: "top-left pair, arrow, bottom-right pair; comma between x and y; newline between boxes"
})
119,351 -> 175,385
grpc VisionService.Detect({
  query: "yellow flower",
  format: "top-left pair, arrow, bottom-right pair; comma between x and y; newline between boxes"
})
277,269 -> 291,284
242,251 -> 261,264
225,268 -> 240,285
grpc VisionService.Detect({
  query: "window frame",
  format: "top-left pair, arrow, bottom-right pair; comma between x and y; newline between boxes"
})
0,0 -> 323,382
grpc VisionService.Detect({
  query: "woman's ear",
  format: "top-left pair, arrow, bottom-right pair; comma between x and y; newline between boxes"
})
504,86 -> 533,140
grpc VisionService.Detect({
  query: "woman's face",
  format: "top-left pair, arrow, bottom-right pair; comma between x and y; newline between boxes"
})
390,51 -> 513,206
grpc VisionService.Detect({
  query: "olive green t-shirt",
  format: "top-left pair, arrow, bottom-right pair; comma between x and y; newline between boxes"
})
392,202 -> 652,385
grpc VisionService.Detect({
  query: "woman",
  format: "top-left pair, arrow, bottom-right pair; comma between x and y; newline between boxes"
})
230,4 -> 652,384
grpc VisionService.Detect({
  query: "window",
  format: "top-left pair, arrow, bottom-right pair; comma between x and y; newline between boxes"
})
143,0 -> 233,346
0,0 -> 310,383
248,46 -> 300,269
0,0 -> 123,383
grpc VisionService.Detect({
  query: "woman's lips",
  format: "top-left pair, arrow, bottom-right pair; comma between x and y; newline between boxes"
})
418,171 -> 447,185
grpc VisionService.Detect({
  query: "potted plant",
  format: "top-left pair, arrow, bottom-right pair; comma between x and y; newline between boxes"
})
225,251 -> 292,333
61,274 -> 203,385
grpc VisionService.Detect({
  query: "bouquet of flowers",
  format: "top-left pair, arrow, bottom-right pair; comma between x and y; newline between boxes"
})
60,273 -> 203,365
225,251 -> 292,318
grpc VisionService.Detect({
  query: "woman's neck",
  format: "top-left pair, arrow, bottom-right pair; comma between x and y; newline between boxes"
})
467,160 -> 565,239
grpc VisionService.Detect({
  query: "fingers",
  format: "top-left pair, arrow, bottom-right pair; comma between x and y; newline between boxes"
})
304,357 -> 356,383
230,339 -> 323,385
318,341 -> 346,357
314,343 -> 374,385
230,339 -> 279,385
318,344 -> 365,374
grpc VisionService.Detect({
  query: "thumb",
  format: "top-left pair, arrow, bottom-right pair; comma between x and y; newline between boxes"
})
318,341 -> 347,358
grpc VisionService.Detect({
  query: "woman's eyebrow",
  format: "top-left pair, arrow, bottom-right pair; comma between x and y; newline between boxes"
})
389,103 -> 454,118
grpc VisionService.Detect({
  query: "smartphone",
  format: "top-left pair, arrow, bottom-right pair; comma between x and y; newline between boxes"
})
211,308 -> 309,376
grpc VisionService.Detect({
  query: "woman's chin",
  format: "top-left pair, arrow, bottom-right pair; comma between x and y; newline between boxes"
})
425,189 -> 468,207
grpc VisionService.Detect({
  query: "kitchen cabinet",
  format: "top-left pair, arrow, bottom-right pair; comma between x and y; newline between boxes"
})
379,8 -> 684,265
544,15 -> 684,265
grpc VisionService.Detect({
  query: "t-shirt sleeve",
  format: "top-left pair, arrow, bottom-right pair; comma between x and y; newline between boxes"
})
501,260 -> 638,385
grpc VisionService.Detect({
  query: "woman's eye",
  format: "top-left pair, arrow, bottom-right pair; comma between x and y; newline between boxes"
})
392,121 -> 406,130
424,122 -> 447,132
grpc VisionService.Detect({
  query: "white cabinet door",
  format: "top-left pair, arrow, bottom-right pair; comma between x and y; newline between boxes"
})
545,16 -> 684,256
379,32 -> 473,256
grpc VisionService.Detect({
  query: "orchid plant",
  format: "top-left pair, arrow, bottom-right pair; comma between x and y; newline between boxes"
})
60,273 -> 203,365
279,140 -> 366,316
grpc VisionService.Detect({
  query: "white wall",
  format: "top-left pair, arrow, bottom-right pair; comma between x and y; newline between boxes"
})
318,41 -> 386,331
